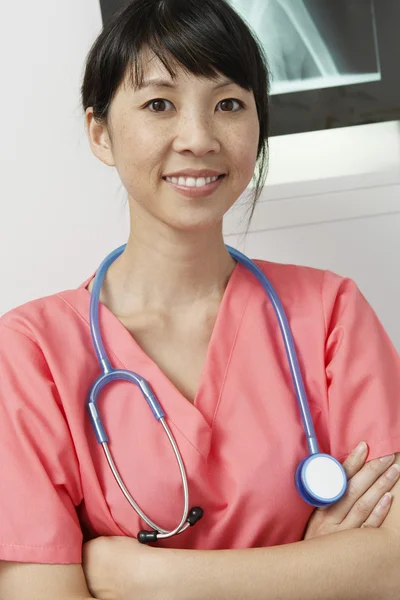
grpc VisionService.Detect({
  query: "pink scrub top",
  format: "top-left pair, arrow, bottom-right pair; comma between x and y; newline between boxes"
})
0,260 -> 399,565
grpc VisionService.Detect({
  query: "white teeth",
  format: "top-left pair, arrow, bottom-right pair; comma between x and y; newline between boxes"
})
165,175 -> 220,187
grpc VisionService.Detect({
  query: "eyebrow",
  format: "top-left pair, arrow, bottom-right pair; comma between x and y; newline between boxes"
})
137,77 -> 235,91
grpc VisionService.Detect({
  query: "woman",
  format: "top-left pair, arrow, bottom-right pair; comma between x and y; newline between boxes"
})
0,0 -> 399,598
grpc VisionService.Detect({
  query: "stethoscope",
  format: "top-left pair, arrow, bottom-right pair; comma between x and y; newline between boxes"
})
87,244 -> 347,544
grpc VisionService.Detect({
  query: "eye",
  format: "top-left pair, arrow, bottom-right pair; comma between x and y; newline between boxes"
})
217,98 -> 244,112
144,99 -> 174,113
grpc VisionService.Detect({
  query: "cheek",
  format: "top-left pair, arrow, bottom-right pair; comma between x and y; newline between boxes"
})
230,120 -> 260,179
112,127 -> 166,190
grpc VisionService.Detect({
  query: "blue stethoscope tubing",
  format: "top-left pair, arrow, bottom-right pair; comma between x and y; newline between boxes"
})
87,244 -> 347,544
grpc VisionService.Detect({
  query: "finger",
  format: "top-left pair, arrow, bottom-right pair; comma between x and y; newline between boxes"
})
323,453 -> 396,524
315,443 -> 369,514
341,442 -> 368,479
342,462 -> 400,528
361,493 -> 392,529
314,443 -> 368,514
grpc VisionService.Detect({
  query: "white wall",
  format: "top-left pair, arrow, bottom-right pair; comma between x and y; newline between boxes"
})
1,1 -> 399,349
0,0 -> 129,310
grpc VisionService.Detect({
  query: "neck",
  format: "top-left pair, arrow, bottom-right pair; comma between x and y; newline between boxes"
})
99,209 -> 236,317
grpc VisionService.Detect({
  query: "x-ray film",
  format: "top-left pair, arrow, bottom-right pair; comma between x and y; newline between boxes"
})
231,0 -> 380,95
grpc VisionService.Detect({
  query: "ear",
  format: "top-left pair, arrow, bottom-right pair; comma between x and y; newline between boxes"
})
85,107 -> 115,167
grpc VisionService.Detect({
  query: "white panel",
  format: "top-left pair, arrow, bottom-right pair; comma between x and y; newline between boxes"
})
267,120 -> 400,187
224,181 -> 400,235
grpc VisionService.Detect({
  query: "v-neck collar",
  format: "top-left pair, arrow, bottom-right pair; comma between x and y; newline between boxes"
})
60,261 -> 254,457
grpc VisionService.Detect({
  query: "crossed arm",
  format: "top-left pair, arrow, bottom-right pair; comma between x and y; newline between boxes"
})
84,454 -> 400,600
1,452 -> 399,600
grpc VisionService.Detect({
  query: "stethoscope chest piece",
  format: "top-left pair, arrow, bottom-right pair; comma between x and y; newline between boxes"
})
295,453 -> 347,508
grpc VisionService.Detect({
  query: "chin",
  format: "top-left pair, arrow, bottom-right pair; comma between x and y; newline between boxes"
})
165,213 -> 224,233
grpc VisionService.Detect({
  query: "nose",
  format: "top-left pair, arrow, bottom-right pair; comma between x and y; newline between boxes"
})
172,113 -> 221,156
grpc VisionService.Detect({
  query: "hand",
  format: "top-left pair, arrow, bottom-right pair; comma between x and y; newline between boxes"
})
82,535 -> 168,600
304,442 -> 399,540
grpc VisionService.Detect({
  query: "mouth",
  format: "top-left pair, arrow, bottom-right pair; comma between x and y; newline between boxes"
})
162,174 -> 226,197
162,174 -> 225,187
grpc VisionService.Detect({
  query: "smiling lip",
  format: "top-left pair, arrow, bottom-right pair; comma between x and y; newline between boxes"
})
163,169 -> 225,178
163,174 -> 225,198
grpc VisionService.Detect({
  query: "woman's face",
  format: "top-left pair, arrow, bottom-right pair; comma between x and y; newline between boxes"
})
88,51 -> 260,232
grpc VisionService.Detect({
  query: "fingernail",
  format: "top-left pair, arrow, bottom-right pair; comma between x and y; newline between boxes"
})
355,442 -> 367,456
379,493 -> 392,508
386,464 -> 400,480
380,454 -> 395,464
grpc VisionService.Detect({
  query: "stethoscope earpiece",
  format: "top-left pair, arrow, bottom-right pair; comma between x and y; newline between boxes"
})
187,506 -> 204,525
137,506 -> 204,544
295,453 -> 347,508
137,530 -> 158,544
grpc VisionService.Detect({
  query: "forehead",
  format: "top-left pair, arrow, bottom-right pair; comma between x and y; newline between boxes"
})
121,48 -> 224,92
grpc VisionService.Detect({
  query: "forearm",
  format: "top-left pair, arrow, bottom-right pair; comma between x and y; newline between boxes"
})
157,528 -> 400,600
0,560 -> 100,600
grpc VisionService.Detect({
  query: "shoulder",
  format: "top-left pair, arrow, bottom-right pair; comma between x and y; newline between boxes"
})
247,258 -> 373,337
250,260 -> 398,358
0,282 -> 90,346
252,258 -> 326,287
251,258 -> 352,302
0,283 -> 93,414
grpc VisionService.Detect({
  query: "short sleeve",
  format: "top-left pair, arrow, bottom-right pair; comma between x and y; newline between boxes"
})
0,323 -> 83,564
322,272 -> 400,462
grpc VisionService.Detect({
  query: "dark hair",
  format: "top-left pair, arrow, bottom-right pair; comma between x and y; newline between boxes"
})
81,0 -> 270,223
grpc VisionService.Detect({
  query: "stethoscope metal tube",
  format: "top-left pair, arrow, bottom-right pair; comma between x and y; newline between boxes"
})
87,244 -> 348,544
87,244 -> 203,543
101,418 -> 191,539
